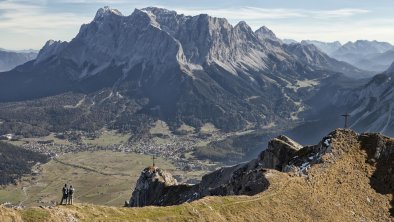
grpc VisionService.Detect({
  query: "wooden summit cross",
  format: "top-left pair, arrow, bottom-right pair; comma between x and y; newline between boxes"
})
341,112 -> 350,128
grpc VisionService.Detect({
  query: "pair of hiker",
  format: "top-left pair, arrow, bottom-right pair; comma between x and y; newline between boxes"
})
60,184 -> 75,205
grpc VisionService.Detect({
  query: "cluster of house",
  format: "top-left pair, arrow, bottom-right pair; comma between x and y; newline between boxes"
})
0,133 -> 14,140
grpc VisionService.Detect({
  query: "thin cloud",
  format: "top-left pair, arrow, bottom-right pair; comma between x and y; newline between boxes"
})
173,7 -> 305,20
171,7 -> 370,20
313,8 -> 369,18
0,1 -> 91,31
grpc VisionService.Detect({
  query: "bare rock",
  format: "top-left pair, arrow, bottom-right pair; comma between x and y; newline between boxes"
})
129,166 -> 195,207
259,135 -> 302,170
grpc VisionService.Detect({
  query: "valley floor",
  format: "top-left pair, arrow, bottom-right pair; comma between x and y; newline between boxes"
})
0,151 -> 206,207
1,131 -> 393,221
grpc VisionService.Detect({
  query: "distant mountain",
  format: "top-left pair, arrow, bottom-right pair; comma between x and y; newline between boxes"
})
352,49 -> 394,72
0,49 -> 37,72
335,40 -> 393,55
301,40 -> 342,55
330,40 -> 394,72
255,26 -> 281,42
282,39 -> 298,44
284,43 -> 371,79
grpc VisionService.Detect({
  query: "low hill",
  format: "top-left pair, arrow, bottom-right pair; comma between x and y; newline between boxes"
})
1,129 -> 393,221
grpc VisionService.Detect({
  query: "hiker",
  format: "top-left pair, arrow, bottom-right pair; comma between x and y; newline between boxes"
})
60,184 -> 68,205
68,185 -> 75,205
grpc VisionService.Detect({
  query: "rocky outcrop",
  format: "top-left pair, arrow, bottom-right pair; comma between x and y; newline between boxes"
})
359,133 -> 394,216
129,166 -> 196,207
259,135 -> 302,170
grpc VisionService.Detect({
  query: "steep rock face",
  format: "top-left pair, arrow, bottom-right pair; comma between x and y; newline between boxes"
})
35,40 -> 68,64
258,135 -> 302,170
359,132 -> 394,216
129,167 -> 196,207
255,26 -> 281,42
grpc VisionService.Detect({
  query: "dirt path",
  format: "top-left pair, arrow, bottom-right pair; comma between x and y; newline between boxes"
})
104,193 -> 124,205
53,158 -> 129,177
18,186 -> 29,207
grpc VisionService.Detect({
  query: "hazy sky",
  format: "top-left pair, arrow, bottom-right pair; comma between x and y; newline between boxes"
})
1,0 -> 394,50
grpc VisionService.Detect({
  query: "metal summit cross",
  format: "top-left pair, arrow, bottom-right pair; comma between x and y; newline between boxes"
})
152,155 -> 156,167
341,112 -> 350,128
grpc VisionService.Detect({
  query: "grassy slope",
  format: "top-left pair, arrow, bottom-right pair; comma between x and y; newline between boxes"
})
1,130 -> 393,221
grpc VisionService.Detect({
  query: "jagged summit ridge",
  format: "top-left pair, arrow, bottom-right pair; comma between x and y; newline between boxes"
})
35,40 -> 67,64
255,26 -> 280,42
27,5 -> 367,82
94,6 -> 123,20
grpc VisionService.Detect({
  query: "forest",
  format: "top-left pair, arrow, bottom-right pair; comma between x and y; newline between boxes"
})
0,141 -> 49,185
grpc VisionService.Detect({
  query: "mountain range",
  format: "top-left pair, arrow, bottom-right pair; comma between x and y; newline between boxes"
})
0,6 -> 393,144
0,49 -> 37,72
301,40 -> 394,72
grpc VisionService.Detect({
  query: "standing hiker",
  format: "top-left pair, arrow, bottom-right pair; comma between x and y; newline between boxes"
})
60,184 -> 68,205
68,185 -> 75,205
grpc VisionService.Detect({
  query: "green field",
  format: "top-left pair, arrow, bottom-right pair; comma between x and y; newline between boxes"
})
82,130 -> 131,146
0,151 -> 204,207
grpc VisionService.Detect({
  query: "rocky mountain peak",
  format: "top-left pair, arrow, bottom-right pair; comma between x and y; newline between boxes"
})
128,166 -> 180,207
255,26 -> 280,42
142,7 -> 178,18
35,40 -> 67,64
94,6 -> 123,21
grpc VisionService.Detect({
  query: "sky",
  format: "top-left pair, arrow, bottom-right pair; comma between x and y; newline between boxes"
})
1,0 -> 394,50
